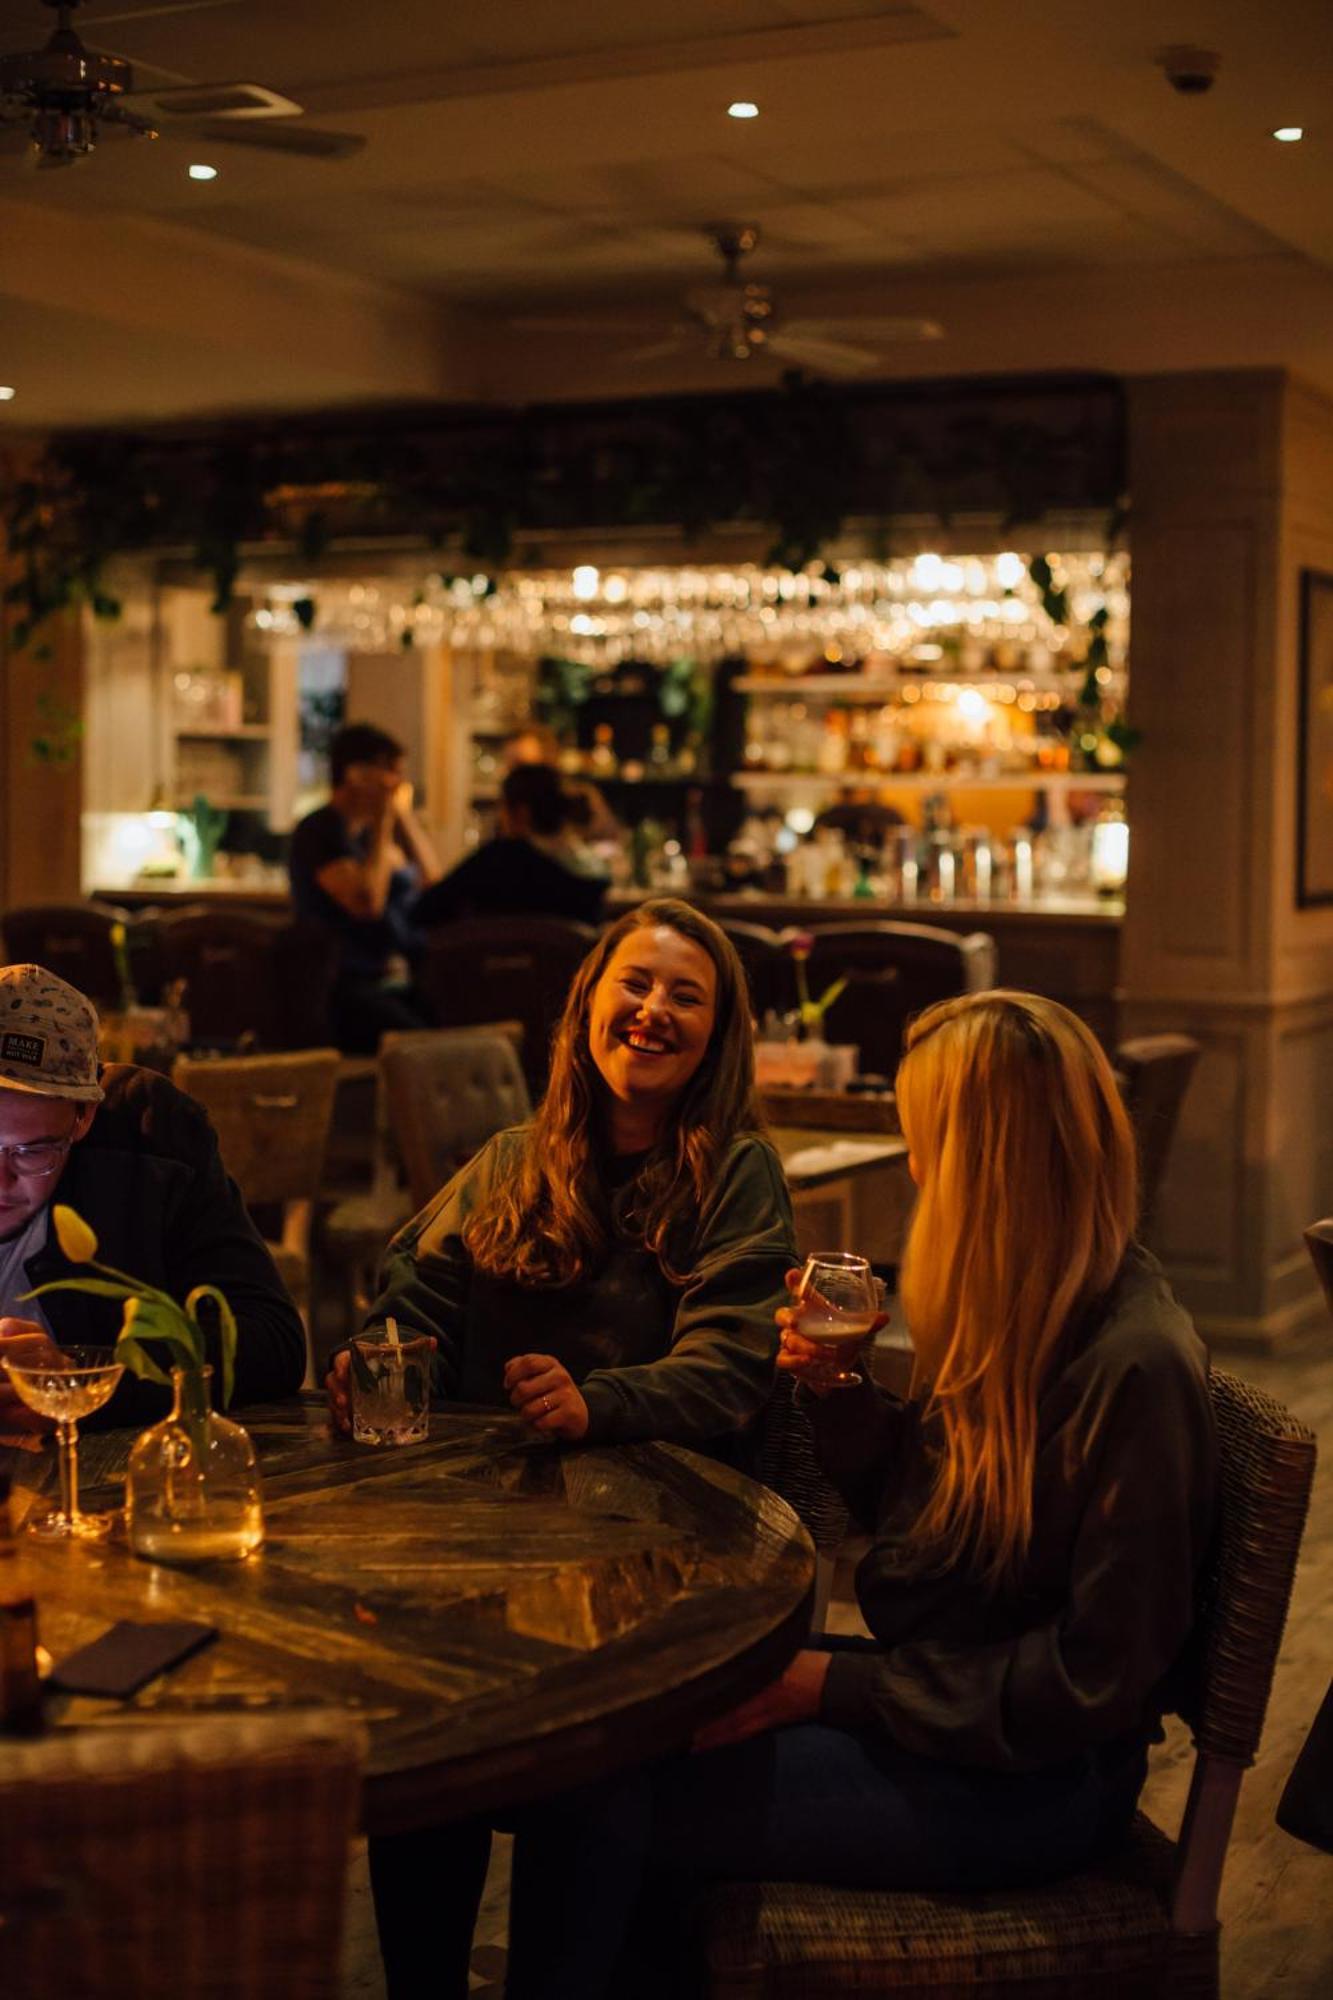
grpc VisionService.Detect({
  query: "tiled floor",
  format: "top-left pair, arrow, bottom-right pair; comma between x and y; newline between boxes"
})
341,1332 -> 1333,1999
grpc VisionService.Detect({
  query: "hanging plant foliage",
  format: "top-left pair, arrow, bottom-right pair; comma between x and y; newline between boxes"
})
2,374 -> 1125,655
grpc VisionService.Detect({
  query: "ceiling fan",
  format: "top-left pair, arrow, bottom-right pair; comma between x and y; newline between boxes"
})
0,0 -> 365,166
517,223 -> 944,377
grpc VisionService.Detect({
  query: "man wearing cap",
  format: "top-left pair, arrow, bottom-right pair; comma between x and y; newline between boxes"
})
0,965 -> 306,1435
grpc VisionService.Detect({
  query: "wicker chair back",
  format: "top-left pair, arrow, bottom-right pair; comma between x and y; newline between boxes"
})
0,1712 -> 362,2000
1176,1368 -> 1316,1765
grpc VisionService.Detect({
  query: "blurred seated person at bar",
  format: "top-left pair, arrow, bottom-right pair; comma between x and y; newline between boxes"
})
505,716 -> 620,842
328,899 -> 796,2000
814,796 -> 905,845
0,966 -> 305,1437
479,990 -> 1218,2000
411,762 -> 609,929
288,722 -> 441,1054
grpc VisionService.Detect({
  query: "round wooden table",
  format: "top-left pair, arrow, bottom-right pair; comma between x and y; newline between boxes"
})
17,1401 -> 815,1835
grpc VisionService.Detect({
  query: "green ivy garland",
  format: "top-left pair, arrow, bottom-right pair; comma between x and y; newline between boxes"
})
2,374 -> 1124,656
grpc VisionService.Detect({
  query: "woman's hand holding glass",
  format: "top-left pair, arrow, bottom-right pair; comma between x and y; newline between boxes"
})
504,1354 -> 589,1441
776,1258 -> 886,1395
325,1335 -> 437,1437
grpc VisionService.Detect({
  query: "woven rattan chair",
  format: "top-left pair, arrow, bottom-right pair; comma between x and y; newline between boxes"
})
173,1047 -> 340,1336
753,1376 -> 849,1634
0,1711 -> 362,2000
700,1368 -> 1315,2000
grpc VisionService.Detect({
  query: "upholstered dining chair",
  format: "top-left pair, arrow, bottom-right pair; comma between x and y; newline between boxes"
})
0,1711 -> 363,2000
317,1024 -> 529,1361
1273,1219 -> 1333,1855
155,905 -> 338,1051
1113,1033 -> 1202,1240
172,1047 -> 341,1343
794,922 -> 996,1081
0,899 -> 134,1010
1302,1216 -> 1333,1322
699,1367 -> 1315,2000
419,914 -> 598,1099
719,920 -> 792,1028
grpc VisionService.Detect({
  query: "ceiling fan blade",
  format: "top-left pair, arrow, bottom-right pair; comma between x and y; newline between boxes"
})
783,315 -> 945,344
78,3 -> 244,29
509,314 -> 668,335
160,118 -> 366,159
622,331 -> 698,364
122,81 -> 303,119
766,332 -> 883,377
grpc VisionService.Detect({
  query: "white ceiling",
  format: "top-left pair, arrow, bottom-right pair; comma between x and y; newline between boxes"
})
1,0 -> 1332,425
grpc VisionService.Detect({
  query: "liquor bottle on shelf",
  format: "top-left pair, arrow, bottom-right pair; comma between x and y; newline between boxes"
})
1,1472 -> 43,1736
817,712 -> 849,776
588,723 -> 618,779
648,723 -> 674,775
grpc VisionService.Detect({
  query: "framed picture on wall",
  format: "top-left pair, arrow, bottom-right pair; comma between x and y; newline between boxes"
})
1298,568 -> 1333,907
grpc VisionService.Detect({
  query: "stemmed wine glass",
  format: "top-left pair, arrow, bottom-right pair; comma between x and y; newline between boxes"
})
795,1252 -> 880,1389
1,1345 -> 125,1539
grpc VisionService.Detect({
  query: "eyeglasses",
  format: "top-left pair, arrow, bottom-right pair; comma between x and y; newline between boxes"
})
0,1136 -> 75,1179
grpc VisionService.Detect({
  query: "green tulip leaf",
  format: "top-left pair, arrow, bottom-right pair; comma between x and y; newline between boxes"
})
187,1284 -> 238,1408
114,1333 -> 172,1387
21,1276 -> 140,1304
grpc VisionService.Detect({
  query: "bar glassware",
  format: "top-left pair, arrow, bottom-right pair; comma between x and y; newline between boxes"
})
349,1328 -> 431,1445
795,1253 -> 880,1389
1,1346 -> 125,1538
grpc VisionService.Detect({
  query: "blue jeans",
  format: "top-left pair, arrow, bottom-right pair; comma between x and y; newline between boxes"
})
505,1719 -> 1146,1998
370,1641 -> 1147,2000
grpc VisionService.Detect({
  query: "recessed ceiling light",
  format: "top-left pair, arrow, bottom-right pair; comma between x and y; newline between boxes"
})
1273,126 -> 1304,143
188,162 -> 218,181
0,386 -> 15,401
727,101 -> 759,120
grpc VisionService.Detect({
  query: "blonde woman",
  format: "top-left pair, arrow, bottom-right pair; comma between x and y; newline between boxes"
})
495,991 -> 1217,2000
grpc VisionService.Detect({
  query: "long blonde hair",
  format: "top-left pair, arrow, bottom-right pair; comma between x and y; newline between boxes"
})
464,899 -> 761,1286
896,990 -> 1137,1592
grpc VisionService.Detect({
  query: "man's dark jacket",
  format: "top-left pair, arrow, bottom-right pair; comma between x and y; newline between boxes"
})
20,1064 -> 306,1429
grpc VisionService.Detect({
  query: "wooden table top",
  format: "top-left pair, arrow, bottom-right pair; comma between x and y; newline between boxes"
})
13,1401 -> 814,1836
771,1126 -> 909,1191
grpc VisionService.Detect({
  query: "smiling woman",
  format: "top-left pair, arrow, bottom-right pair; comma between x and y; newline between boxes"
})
325,899 -> 798,1995
327,897 -> 794,1453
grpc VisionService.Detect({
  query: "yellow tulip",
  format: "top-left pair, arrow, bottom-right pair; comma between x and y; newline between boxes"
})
53,1205 -> 99,1264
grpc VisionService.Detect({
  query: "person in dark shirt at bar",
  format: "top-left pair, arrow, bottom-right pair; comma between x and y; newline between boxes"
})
411,761 -> 609,930
486,989 -> 1218,2000
287,721 -> 441,1053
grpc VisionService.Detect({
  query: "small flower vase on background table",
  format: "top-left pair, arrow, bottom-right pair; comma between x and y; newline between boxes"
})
26,1205 -> 265,1567
126,1365 -> 264,1564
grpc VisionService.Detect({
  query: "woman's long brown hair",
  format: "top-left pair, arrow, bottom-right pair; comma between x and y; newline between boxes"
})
895,990 -> 1137,1593
463,899 -> 761,1286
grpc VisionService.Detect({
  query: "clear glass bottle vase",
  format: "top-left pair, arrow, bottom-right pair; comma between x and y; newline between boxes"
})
126,1367 -> 264,1564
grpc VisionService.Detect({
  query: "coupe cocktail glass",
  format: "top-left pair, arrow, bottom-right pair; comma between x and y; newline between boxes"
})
2,1345 -> 124,1539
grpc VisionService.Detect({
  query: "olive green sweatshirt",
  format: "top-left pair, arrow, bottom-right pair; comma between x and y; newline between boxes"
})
369,1127 -> 796,1448
812,1245 -> 1218,1772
